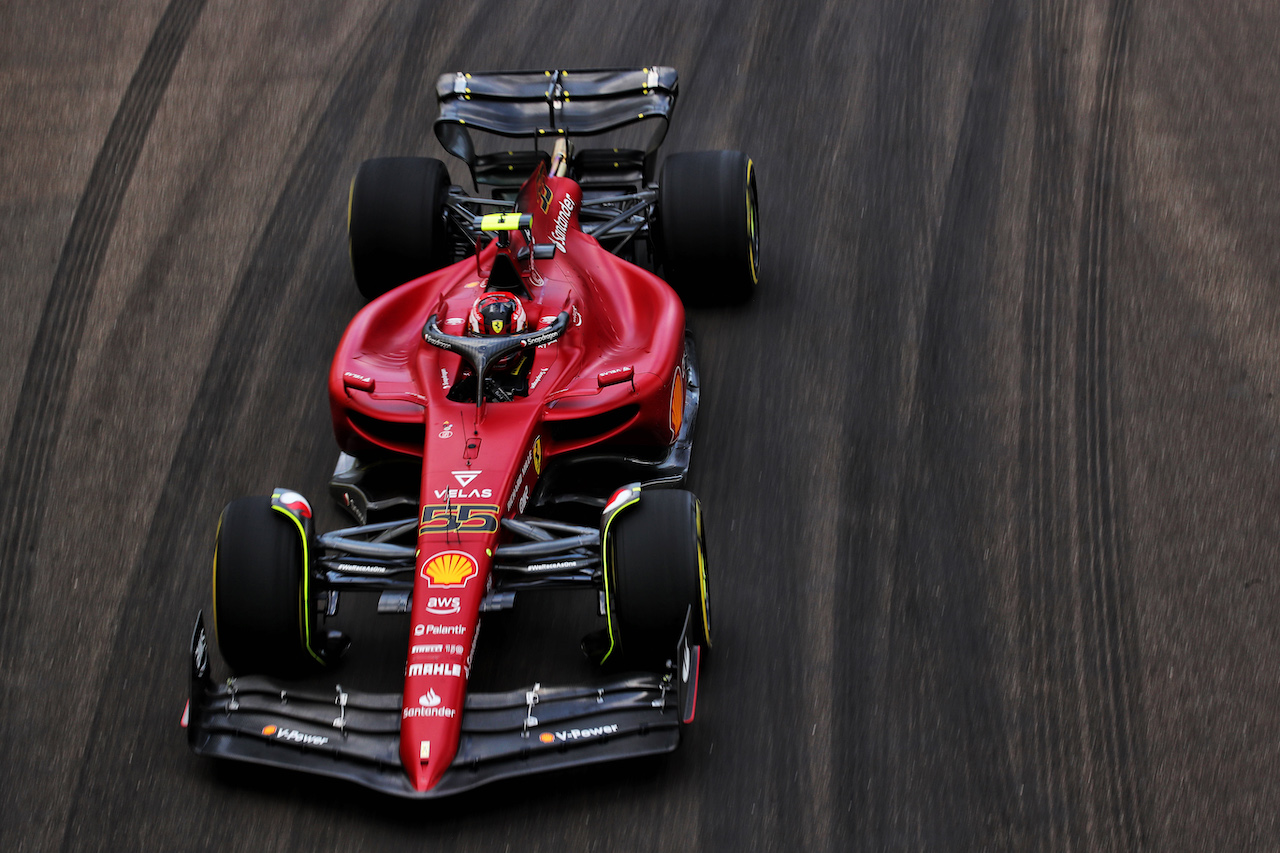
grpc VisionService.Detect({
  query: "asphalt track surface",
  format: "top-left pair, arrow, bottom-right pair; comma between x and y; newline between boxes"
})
3,0 -> 1280,850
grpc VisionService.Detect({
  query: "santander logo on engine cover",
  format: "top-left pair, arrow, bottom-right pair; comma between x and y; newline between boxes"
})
550,195 -> 575,253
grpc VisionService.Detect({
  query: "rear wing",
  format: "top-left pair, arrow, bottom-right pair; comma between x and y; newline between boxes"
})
434,67 -> 678,189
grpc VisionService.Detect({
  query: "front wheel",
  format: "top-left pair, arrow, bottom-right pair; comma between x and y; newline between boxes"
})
603,489 -> 711,668
657,150 -> 759,306
213,496 -> 321,678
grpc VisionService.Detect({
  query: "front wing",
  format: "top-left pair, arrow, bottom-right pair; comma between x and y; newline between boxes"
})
183,613 -> 699,798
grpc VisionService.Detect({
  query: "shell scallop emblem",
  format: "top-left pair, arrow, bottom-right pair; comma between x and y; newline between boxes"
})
421,550 -> 478,588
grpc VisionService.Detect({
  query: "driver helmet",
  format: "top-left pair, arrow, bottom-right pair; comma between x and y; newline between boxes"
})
467,291 -> 528,336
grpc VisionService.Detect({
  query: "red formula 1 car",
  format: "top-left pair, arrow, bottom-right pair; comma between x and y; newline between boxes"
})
184,67 -> 759,798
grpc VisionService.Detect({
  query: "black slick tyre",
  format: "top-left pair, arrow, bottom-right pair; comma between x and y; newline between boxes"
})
348,157 -> 452,300
657,150 -> 759,306
213,496 -> 318,679
606,489 -> 710,668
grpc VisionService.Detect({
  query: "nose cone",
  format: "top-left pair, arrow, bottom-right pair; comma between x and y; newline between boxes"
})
400,667 -> 467,791
400,736 -> 434,791
401,737 -> 430,790
400,713 -> 461,792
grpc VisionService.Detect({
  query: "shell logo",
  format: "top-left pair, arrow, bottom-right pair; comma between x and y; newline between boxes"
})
421,550 -> 478,588
539,732 -> 555,743
261,725 -> 277,736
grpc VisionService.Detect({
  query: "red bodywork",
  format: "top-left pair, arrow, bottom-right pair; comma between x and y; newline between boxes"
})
327,171 -> 686,791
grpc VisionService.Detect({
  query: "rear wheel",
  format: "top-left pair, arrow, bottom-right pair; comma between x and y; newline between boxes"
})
213,496 -> 319,678
348,157 -> 453,300
657,150 -> 759,305
606,489 -> 710,668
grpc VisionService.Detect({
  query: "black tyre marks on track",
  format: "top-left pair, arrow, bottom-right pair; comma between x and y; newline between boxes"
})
834,0 -> 944,837
835,0 -> 1023,847
379,0 -> 446,155
879,1 -> 1024,846
1018,0 -> 1081,846
1075,0 -> 1143,847
0,0 -> 207,680
54,5 -> 418,846
1019,0 -> 1143,848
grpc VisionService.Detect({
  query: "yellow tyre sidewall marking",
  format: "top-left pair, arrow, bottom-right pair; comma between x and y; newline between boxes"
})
272,504 -> 325,667
211,514 -> 222,646
746,159 -> 758,286
346,175 -> 357,270
696,500 -> 711,646
599,495 -> 640,664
